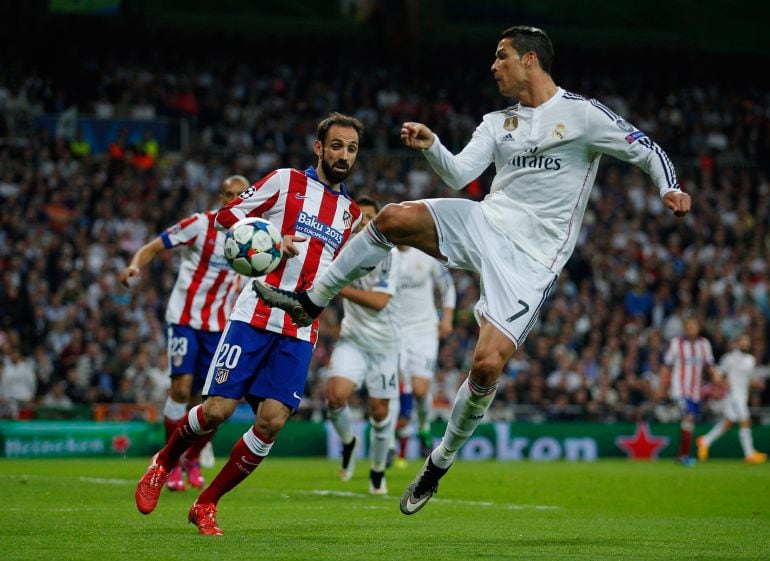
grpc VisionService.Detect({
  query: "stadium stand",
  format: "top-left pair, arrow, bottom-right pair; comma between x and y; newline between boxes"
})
1,11 -> 768,428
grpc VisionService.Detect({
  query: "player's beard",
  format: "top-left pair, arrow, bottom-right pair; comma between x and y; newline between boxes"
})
321,157 -> 351,184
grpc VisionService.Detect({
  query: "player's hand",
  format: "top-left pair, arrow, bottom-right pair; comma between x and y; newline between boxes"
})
438,315 -> 453,339
663,190 -> 691,217
282,235 -> 307,258
401,122 -> 435,151
119,266 -> 140,287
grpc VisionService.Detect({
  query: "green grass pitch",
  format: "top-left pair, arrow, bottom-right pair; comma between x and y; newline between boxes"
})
1,457 -> 768,560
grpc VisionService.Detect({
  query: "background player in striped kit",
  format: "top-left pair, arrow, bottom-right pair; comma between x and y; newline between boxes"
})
393,247 -> 455,466
697,333 -> 767,464
661,316 -> 720,466
134,113 -> 363,535
325,196 -> 401,495
253,26 -> 692,515
120,175 -> 248,491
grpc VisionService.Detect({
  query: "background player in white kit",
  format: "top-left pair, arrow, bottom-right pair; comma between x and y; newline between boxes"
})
254,26 -> 692,515
325,196 -> 401,495
119,175 -> 248,491
393,247 -> 455,465
697,333 -> 767,464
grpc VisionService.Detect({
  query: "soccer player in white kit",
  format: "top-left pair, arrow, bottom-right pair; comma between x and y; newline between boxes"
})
326,196 -> 401,494
120,175 -> 248,491
254,26 -> 692,515
394,247 -> 455,463
697,333 -> 767,464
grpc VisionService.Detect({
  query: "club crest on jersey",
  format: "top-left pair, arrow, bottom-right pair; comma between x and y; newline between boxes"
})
214,368 -> 229,384
615,119 -> 634,132
343,210 -> 352,229
552,123 -> 567,140
503,116 -> 518,131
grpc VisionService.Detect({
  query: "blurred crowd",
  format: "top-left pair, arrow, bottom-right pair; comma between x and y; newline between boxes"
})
1,49 -> 769,424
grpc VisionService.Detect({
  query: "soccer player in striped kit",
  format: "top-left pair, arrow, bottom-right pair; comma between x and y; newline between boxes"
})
254,26 -> 691,514
120,175 -> 248,491
135,113 -> 363,535
661,316 -> 720,466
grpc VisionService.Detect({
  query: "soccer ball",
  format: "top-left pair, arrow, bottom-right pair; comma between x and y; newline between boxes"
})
223,217 -> 283,276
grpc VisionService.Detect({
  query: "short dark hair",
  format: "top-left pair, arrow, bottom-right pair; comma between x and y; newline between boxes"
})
500,26 -> 554,74
316,112 -> 364,144
356,194 -> 380,212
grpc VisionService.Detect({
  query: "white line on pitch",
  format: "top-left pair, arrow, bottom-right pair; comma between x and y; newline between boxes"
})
304,489 -> 560,510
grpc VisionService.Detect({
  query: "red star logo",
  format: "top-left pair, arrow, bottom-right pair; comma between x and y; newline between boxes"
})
615,422 -> 669,460
112,434 -> 131,454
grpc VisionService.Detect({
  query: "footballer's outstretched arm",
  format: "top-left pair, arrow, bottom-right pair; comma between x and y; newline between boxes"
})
119,237 -> 165,286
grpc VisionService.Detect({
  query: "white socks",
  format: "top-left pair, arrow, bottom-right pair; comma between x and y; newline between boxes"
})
431,377 -> 497,469
328,404 -> 355,445
244,427 -> 274,457
701,420 -> 728,448
308,222 -> 394,307
415,392 -> 432,434
369,414 -> 394,472
739,427 -> 756,457
163,397 -> 187,421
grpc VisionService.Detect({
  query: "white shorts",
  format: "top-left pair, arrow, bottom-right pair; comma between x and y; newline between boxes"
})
400,331 -> 439,382
328,339 -> 399,399
722,395 -> 750,423
423,198 -> 558,348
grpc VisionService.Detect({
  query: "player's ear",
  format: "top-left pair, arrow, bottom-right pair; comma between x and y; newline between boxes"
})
313,139 -> 323,158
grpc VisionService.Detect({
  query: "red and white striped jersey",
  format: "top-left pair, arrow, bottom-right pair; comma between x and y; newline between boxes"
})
664,336 -> 715,401
161,211 -> 242,332
216,166 -> 361,344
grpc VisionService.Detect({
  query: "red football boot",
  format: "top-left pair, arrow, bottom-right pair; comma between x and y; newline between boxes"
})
188,501 -> 224,536
135,454 -> 171,514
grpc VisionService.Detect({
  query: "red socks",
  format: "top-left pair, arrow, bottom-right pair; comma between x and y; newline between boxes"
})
198,430 -> 273,505
157,406 -> 214,468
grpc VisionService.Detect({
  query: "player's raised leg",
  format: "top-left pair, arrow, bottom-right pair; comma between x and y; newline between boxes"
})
400,320 -> 514,515
253,202 -> 440,325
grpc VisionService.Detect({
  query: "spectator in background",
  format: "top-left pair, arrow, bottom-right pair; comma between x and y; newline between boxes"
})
1,344 -> 37,417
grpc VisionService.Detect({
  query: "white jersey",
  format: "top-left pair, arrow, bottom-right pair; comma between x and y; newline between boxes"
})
423,87 -> 681,273
719,349 -> 756,404
161,211 -> 242,331
398,247 -> 456,335
339,247 -> 401,354
664,336 -> 715,401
